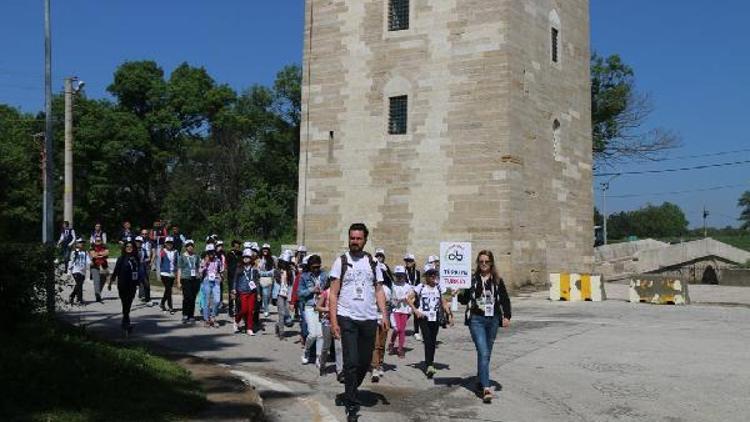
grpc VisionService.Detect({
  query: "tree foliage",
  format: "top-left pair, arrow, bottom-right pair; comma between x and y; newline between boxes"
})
591,53 -> 680,167
606,202 -> 689,239
0,61 -> 301,242
739,191 -> 750,230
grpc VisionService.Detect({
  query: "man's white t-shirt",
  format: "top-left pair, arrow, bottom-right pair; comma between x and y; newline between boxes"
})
391,282 -> 414,315
414,283 -> 447,322
329,252 -> 384,321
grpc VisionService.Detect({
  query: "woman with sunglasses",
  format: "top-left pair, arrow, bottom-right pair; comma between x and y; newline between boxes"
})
458,250 -> 511,403
108,241 -> 140,336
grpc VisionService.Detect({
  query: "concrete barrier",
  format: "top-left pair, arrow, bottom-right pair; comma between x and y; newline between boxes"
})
720,269 -> 750,287
629,277 -> 690,305
549,273 -> 606,302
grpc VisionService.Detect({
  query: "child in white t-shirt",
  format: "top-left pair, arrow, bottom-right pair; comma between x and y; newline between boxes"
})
388,266 -> 414,358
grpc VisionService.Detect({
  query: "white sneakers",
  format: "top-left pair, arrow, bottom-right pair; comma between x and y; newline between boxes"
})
264,311 -> 269,318
301,355 -> 309,364
247,329 -> 254,336
233,322 -> 240,333
414,333 -> 422,341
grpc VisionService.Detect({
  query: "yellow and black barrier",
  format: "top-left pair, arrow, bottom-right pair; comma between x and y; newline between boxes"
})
629,277 -> 690,305
549,273 -> 606,302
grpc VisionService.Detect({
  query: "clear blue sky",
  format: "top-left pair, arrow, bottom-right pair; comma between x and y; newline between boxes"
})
2,1 -> 748,229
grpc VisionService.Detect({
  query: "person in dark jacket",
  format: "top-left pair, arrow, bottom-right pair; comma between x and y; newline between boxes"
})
457,250 -> 511,404
226,240 -> 242,317
109,241 -> 141,335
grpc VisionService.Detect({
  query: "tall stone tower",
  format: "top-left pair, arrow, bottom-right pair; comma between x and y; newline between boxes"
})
297,0 -> 594,289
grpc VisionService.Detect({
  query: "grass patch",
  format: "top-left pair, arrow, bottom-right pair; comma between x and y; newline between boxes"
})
0,318 -> 206,421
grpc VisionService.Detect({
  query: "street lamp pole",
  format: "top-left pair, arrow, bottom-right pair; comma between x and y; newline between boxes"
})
43,0 -> 54,244
600,174 -> 621,245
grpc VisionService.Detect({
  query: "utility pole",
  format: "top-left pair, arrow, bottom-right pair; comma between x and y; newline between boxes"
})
703,206 -> 709,238
43,0 -> 54,244
600,174 -> 621,245
64,77 -> 73,225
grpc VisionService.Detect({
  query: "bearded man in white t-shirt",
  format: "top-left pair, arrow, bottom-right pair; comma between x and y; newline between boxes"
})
329,223 -> 390,420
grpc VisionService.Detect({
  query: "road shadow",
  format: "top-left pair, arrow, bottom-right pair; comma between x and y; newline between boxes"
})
433,375 -> 503,397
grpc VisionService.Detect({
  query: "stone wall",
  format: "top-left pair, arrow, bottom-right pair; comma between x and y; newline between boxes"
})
297,0 -> 594,289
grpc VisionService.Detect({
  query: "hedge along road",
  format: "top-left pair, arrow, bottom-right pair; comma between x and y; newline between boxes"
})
59,279 -> 750,422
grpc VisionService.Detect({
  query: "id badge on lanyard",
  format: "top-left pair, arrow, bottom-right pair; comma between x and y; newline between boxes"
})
483,289 -> 495,317
130,260 -> 139,281
354,278 -> 365,301
245,270 -> 256,290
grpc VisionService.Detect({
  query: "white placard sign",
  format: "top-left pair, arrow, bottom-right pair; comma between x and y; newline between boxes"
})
439,242 -> 472,289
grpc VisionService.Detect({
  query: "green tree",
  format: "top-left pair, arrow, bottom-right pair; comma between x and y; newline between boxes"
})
739,191 -> 750,230
591,53 -> 680,166
606,202 -> 688,239
0,105 -> 43,241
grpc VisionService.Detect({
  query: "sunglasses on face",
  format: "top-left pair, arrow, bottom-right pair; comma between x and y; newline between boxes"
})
479,260 -> 492,265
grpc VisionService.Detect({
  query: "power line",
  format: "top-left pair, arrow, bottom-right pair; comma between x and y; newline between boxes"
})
595,159 -> 750,177
654,148 -> 750,162
607,183 -> 749,199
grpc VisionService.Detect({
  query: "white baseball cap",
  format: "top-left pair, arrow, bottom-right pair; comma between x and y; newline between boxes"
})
216,240 -> 224,246
242,248 -> 254,258
403,253 -> 415,261
135,235 -> 144,242
262,243 -> 271,249
297,245 -> 307,252
375,248 -> 386,256
185,239 -> 195,246
243,241 -> 252,249
394,265 -> 406,274
427,255 -> 439,263
280,250 -> 294,262
205,244 -> 216,252
424,264 -> 438,275
165,236 -> 174,243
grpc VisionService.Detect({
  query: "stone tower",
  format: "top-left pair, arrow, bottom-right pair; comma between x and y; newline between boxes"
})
297,0 -> 594,289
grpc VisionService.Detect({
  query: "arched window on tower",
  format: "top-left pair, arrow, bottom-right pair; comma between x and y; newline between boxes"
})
553,119 -> 562,160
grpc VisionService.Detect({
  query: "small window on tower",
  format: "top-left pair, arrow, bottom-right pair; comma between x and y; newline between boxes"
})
388,95 -> 408,135
551,27 -> 560,63
389,0 -> 410,31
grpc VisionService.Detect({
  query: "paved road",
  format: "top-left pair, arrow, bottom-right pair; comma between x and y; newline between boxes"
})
60,280 -> 750,422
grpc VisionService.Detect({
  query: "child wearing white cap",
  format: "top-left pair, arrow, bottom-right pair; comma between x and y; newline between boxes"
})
388,266 -> 414,358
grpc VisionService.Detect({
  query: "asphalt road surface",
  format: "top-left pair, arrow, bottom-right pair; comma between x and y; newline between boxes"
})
60,280 -> 750,422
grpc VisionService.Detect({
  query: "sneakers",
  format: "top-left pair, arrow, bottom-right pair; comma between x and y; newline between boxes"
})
95,294 -> 102,303
233,322 -> 240,333
426,365 -> 437,379
301,355 -> 309,365
169,308 -> 176,315
483,388 -> 493,404
264,311 -> 269,318
337,371 -> 345,383
371,370 -> 380,383
160,304 -> 167,313
246,329 -> 255,336
414,333 -> 422,341
387,343 -> 396,355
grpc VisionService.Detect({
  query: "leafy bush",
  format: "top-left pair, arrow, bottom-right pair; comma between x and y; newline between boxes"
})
0,243 -> 57,327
